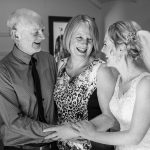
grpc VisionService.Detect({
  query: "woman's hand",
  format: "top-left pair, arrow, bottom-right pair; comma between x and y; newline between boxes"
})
43,123 -> 79,141
71,120 -> 97,141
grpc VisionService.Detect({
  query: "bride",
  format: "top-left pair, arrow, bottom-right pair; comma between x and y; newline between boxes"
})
71,20 -> 150,150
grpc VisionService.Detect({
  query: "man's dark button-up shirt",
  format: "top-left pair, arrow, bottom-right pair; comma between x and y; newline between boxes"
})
0,46 -> 57,146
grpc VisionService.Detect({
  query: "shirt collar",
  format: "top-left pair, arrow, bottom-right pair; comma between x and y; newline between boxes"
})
12,45 -> 32,65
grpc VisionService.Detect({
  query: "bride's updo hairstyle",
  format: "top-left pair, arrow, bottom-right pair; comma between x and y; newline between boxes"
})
108,20 -> 142,60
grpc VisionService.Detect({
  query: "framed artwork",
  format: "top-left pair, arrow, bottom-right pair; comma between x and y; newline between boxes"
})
48,16 -> 72,62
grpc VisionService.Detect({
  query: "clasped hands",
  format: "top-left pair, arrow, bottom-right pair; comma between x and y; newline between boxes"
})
43,120 -> 96,141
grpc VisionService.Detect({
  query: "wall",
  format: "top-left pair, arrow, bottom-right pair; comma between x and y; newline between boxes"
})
99,0 -> 150,47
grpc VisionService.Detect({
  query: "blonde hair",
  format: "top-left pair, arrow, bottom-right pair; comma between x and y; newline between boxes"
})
63,15 -> 100,57
108,20 -> 142,59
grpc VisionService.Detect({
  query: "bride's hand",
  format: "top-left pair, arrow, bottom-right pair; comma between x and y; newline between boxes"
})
71,120 -> 96,140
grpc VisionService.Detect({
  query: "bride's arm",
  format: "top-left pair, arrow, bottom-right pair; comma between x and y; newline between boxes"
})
90,64 -> 119,131
72,76 -> 150,145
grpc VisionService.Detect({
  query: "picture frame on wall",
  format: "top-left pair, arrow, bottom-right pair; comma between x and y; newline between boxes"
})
48,16 -> 71,62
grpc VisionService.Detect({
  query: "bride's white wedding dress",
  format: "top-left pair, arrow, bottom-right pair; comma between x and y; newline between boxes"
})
109,72 -> 150,150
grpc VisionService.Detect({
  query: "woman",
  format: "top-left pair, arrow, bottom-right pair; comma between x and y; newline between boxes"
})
44,15 -> 117,150
71,20 -> 150,150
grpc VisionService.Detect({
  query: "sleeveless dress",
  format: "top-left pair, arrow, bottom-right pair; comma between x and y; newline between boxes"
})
53,58 -> 114,150
109,72 -> 150,150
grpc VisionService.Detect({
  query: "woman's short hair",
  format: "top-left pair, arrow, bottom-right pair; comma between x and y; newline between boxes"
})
63,15 -> 100,57
108,20 -> 142,59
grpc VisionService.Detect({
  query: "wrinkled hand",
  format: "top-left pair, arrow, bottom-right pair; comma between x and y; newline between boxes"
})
43,123 -> 78,141
71,120 -> 96,140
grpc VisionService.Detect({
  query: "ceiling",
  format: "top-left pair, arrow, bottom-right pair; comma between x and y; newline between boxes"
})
89,0 -> 137,9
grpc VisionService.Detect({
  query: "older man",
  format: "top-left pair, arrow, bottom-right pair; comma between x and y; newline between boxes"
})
0,8 -> 57,150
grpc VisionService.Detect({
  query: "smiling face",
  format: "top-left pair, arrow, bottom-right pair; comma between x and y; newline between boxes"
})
102,33 -> 115,67
102,33 -> 123,68
69,22 -> 93,59
15,16 -> 45,55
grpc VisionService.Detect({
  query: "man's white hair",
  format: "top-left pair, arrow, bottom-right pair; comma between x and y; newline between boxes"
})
7,8 -> 41,31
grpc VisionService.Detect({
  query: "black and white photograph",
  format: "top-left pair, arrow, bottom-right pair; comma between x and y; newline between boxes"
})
0,1 -> 150,150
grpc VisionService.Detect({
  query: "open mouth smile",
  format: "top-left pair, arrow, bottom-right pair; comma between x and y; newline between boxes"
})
33,42 -> 41,49
76,47 -> 87,53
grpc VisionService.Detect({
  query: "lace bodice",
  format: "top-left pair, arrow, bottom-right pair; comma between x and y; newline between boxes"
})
109,72 -> 150,150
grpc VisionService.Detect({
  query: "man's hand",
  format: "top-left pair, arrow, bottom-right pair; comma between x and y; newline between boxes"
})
43,123 -> 78,141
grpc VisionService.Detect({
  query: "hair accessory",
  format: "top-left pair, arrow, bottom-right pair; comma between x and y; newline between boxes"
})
126,32 -> 136,42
